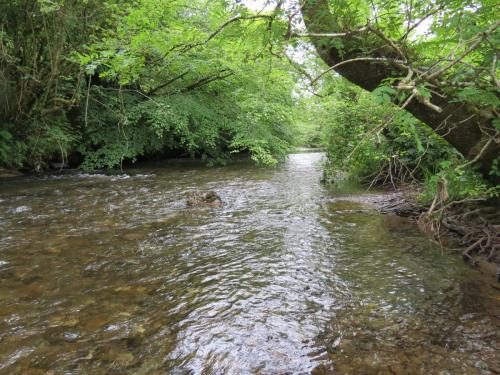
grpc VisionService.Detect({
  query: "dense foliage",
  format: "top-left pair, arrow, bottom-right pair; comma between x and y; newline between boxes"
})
301,0 -> 500,184
300,74 -> 498,202
1,0 -> 296,170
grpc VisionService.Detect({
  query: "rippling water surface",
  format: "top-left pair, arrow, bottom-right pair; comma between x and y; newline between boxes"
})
0,152 -> 499,374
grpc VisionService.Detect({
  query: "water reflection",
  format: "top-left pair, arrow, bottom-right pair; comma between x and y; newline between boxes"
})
0,153 -> 498,374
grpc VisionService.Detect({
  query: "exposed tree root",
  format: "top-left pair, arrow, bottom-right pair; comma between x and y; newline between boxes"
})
420,201 -> 500,280
376,189 -> 500,281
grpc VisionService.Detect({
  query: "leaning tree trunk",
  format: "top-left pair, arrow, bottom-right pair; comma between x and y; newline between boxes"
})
301,0 -> 499,184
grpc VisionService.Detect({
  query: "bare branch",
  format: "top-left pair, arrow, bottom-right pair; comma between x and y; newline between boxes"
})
396,83 -> 443,112
205,15 -> 273,44
492,55 -> 500,88
291,26 -> 367,38
400,3 -> 447,41
459,135 -> 498,169
179,69 -> 233,93
412,87 -> 442,113
311,57 -> 405,85
147,71 -> 189,96
173,15 -> 274,54
368,25 -> 407,62
419,20 -> 500,82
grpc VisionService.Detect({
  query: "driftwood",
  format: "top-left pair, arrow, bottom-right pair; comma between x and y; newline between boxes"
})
377,194 -> 426,217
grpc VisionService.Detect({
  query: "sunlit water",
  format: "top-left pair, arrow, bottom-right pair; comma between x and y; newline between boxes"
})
0,152 -> 498,374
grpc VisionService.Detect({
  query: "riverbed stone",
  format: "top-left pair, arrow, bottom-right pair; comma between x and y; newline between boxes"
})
84,316 -> 108,331
186,190 -> 222,207
63,331 -> 80,342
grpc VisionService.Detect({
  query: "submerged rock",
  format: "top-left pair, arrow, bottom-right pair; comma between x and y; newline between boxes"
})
13,205 -> 31,213
186,191 -> 222,208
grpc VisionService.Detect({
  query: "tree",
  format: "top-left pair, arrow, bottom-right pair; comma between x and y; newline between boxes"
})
0,0 -> 298,169
299,0 -> 499,182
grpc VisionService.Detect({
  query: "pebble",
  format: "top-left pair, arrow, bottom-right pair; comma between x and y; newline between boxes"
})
14,206 -> 31,213
63,332 -> 80,342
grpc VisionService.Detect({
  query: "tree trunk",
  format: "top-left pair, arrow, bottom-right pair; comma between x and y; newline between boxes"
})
301,0 -> 499,183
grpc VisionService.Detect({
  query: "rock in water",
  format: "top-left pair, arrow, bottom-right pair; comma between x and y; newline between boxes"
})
186,191 -> 222,208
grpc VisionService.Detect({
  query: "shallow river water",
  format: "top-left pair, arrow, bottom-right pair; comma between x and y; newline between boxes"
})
0,152 -> 499,374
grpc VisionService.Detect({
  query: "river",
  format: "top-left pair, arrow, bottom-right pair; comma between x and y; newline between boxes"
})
0,152 -> 498,374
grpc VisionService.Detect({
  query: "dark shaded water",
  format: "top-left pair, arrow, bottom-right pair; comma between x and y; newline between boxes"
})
0,153 -> 498,374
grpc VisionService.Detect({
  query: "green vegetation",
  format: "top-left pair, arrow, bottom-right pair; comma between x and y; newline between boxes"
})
298,0 -> 499,202
1,0 -> 498,203
1,0 -> 296,170
302,0 -> 500,185
309,76 -> 499,202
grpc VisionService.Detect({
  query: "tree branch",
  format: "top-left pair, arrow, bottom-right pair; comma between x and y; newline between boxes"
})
400,3 -> 447,41
291,27 -> 367,38
179,69 -> 233,93
492,55 -> 500,88
147,71 -> 189,96
311,57 -> 405,85
419,20 -> 500,82
368,25 -> 407,62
